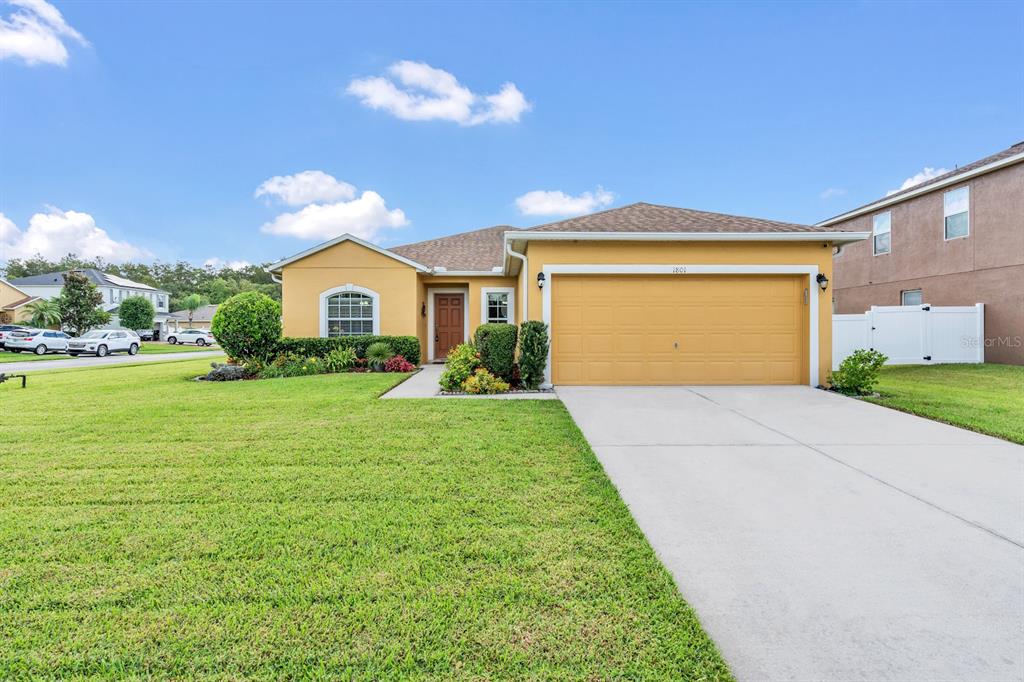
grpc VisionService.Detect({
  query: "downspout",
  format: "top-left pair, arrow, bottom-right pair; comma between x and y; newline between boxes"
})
270,272 -> 282,284
505,240 -> 527,321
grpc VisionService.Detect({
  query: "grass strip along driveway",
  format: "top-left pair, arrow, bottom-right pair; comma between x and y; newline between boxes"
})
869,363 -> 1024,445
0,359 -> 730,680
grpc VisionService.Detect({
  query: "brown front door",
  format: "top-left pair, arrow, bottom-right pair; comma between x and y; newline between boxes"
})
434,293 -> 464,360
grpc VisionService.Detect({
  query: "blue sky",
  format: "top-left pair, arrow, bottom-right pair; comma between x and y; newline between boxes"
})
1,0 -> 1021,268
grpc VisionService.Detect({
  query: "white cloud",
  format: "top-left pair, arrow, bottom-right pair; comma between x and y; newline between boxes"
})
0,0 -> 88,66
346,60 -> 531,126
820,187 -> 847,200
515,187 -> 615,217
887,167 -> 950,196
260,191 -> 408,241
254,170 -> 356,207
203,258 -> 252,271
0,207 -> 150,262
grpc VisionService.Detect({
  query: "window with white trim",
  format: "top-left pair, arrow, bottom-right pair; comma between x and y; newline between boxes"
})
901,289 -> 923,306
485,291 -> 510,323
944,187 -> 969,239
325,292 -> 374,336
872,211 -> 891,255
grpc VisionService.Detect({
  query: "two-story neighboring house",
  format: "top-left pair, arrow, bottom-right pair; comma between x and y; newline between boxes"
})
7,268 -> 173,334
819,141 -> 1024,365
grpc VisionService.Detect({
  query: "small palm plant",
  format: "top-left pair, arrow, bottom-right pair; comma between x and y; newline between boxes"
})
25,299 -> 62,329
365,342 -> 393,371
181,293 -> 207,328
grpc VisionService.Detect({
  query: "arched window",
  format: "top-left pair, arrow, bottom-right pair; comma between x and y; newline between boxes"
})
325,292 -> 375,337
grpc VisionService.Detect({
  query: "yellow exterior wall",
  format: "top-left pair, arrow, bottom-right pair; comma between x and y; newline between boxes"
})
0,281 -> 33,323
280,240 -> 419,338
416,275 -> 519,361
523,240 -> 834,385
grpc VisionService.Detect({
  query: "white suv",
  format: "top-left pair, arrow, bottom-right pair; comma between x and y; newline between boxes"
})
166,329 -> 216,346
67,329 -> 140,357
5,329 -> 71,355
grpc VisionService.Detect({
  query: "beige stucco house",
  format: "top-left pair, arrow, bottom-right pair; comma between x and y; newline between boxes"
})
270,203 -> 868,386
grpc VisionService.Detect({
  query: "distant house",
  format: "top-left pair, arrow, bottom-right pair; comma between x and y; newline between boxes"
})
167,304 -> 219,331
7,268 -> 172,333
819,141 -> 1024,365
0,279 -> 40,324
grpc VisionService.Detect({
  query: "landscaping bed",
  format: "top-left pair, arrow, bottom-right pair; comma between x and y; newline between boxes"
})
0,358 -> 732,679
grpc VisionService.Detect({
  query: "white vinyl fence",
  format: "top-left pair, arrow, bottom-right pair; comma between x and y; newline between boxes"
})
833,303 -> 985,369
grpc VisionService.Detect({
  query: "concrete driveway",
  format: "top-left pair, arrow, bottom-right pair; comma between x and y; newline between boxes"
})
557,385 -> 1024,682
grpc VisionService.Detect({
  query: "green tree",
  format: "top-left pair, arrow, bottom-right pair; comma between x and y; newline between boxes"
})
25,299 -> 62,329
181,293 -> 207,328
119,295 -> 156,331
211,292 -> 281,361
57,271 -> 110,336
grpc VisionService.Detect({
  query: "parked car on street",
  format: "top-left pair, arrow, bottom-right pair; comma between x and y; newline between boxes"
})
5,329 -> 71,355
67,329 -> 140,357
0,324 -> 27,349
166,329 -> 216,346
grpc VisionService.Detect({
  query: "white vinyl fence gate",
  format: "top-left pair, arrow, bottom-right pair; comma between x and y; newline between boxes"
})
833,304 -> 985,369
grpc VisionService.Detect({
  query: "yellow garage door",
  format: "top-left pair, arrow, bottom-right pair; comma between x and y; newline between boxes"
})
552,275 -> 806,385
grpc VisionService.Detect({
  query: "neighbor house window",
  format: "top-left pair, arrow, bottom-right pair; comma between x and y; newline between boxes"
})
872,212 -> 891,255
481,288 -> 515,325
944,187 -> 969,239
326,292 -> 374,336
901,289 -> 923,306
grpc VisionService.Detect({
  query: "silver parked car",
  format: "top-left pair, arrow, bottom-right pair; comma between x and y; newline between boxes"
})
67,329 -> 141,357
166,329 -> 216,346
5,329 -> 71,355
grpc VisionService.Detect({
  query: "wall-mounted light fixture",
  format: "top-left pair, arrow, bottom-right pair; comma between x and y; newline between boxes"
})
421,302 -> 426,317
537,272 -> 546,289
816,273 -> 829,291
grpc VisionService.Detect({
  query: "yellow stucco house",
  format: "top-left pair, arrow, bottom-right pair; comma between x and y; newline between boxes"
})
0,279 -> 39,324
269,203 -> 868,387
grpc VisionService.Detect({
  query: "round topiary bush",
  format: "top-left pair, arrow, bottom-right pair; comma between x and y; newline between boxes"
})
210,292 -> 282,361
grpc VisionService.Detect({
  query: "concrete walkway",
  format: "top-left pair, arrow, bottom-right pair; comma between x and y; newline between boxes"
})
381,363 -> 557,399
557,385 -> 1024,682
0,350 -> 222,374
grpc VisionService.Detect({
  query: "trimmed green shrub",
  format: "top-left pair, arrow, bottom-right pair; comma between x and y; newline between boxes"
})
276,335 -> 419,362
324,347 -> 358,372
473,323 -> 517,381
366,341 -> 393,369
211,292 -> 282,361
439,343 -> 480,392
829,348 -> 888,395
117,296 -> 155,331
463,367 -> 510,394
518,321 -> 549,390
258,353 -> 330,379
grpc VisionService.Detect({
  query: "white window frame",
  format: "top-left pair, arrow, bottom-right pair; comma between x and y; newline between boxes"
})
901,289 -> 923,306
318,284 -> 380,338
872,211 -> 891,256
943,186 -> 970,241
480,287 -> 515,325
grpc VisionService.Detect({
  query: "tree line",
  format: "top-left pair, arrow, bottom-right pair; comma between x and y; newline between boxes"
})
2,253 -> 280,313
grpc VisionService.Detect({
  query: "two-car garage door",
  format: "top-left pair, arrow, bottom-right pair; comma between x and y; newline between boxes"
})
551,275 -> 806,385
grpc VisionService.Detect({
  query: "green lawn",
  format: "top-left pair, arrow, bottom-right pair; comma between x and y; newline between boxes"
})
0,359 -> 730,680
867,363 -> 1024,444
0,343 -> 215,363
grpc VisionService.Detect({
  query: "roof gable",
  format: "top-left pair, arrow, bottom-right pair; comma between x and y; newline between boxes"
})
390,225 -> 514,272
268,233 -> 429,272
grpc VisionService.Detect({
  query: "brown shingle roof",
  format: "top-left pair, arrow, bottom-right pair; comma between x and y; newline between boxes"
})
390,225 -> 517,271
522,202 -> 840,234
1,295 -> 39,309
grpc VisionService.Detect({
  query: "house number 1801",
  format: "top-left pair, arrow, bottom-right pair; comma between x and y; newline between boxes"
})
672,266 -> 687,274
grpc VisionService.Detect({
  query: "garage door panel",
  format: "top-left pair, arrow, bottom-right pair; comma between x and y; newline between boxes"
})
552,275 -> 805,385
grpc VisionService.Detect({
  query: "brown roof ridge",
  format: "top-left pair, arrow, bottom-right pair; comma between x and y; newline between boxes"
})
389,223 -> 517,251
